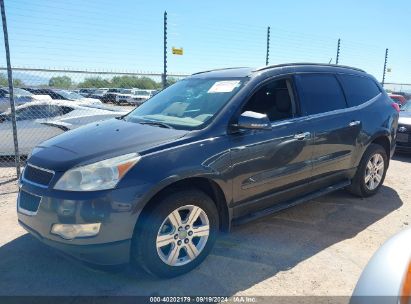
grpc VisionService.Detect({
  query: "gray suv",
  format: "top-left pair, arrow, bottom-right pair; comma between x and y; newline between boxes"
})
18,63 -> 399,277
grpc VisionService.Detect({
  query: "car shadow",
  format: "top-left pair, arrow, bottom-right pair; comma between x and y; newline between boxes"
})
393,152 -> 411,163
0,186 -> 403,297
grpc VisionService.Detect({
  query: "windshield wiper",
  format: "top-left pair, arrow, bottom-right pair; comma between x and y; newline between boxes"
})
139,120 -> 174,129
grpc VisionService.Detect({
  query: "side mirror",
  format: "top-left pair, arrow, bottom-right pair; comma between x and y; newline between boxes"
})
233,111 -> 272,130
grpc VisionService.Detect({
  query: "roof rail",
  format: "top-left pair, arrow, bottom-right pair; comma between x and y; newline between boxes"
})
192,67 -> 249,75
254,63 -> 366,73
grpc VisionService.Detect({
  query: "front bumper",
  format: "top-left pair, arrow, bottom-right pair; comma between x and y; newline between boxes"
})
396,142 -> 411,152
16,178 -> 143,265
19,220 -> 130,265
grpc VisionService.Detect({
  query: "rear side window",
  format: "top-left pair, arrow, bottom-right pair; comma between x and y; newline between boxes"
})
338,74 -> 380,107
297,74 -> 347,116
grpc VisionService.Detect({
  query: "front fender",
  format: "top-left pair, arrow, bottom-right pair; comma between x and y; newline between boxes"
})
130,166 -> 230,216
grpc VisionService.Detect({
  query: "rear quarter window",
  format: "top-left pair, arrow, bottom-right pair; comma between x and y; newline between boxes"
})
338,74 -> 381,107
297,73 -> 347,116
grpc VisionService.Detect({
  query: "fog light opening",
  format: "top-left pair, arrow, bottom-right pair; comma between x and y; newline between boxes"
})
51,223 -> 101,240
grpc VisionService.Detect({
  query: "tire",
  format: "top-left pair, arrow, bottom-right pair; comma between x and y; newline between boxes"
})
347,143 -> 388,197
131,190 -> 219,278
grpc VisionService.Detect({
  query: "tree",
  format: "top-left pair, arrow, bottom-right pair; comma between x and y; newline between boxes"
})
49,76 -> 72,88
167,77 -> 179,86
0,73 -> 25,87
111,76 -> 161,89
0,74 -> 8,86
13,78 -> 25,86
78,77 -> 110,88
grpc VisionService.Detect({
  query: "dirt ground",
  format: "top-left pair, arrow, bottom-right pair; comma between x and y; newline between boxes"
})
0,154 -> 410,298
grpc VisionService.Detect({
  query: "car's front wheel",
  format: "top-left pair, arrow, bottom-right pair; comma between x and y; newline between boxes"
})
131,190 -> 219,278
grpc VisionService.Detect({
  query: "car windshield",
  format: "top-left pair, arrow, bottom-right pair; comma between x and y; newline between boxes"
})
120,89 -> 133,94
134,90 -> 151,96
55,90 -> 83,100
125,77 -> 246,129
401,102 -> 411,112
93,89 -> 106,94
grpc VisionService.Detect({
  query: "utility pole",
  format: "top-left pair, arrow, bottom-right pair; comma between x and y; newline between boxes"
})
265,26 -> 270,66
382,48 -> 388,86
162,11 -> 167,89
335,38 -> 341,65
0,0 -> 20,176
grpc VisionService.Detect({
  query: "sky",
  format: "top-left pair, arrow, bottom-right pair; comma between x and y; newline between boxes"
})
1,0 -> 410,84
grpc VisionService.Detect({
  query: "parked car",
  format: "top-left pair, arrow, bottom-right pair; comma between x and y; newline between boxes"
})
351,228 -> 411,304
23,88 -> 101,105
0,100 -> 128,155
18,63 -> 398,278
114,88 -> 134,104
78,88 -> 96,97
126,89 -> 156,106
0,87 -> 52,113
114,89 -> 155,105
101,88 -> 122,103
396,101 -> 411,152
389,93 -> 407,106
88,88 -> 109,101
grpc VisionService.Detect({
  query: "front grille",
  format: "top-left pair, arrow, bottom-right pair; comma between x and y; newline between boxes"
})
18,191 -> 41,213
24,164 -> 54,186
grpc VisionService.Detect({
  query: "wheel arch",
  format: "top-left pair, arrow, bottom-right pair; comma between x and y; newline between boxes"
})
369,134 -> 391,165
133,176 -> 232,236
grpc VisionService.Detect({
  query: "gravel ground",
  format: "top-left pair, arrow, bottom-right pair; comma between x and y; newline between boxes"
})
0,154 -> 410,298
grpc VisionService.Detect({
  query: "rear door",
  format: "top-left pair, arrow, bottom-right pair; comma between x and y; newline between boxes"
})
295,73 -> 360,182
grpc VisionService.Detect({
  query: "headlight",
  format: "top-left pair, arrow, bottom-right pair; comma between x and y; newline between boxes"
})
54,153 -> 140,191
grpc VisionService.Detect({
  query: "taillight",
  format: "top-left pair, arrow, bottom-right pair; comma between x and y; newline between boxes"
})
392,102 -> 400,113
400,261 -> 411,304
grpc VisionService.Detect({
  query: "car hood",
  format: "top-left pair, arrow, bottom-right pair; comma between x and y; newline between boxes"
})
32,95 -> 52,101
29,118 -> 188,171
399,112 -> 411,125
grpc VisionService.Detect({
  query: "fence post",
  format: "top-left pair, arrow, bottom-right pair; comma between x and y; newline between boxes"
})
335,38 -> 341,65
162,11 -> 168,89
382,48 -> 388,86
0,0 -> 20,176
265,26 -> 270,66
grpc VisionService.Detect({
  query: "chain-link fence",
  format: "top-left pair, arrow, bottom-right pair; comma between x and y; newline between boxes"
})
384,83 -> 411,97
0,68 -> 188,176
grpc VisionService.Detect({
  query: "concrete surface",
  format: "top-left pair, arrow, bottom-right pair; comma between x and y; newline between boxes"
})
0,154 -> 410,297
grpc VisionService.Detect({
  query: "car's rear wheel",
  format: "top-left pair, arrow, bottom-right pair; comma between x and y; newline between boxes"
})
347,143 -> 388,197
131,190 -> 219,278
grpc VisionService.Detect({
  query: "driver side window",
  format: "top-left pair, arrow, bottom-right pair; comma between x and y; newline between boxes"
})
243,78 -> 295,122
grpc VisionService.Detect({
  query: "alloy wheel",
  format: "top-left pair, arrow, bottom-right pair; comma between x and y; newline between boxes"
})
364,153 -> 384,191
156,205 -> 210,266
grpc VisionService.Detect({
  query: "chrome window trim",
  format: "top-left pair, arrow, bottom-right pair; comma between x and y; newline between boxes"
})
22,163 -> 55,188
289,92 -> 381,124
266,92 -> 381,128
17,190 -> 42,216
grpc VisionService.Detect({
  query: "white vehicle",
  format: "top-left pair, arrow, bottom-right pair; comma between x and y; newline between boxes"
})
115,88 -> 134,104
0,87 -> 52,113
0,101 -> 128,155
27,88 -> 102,106
115,89 -> 156,105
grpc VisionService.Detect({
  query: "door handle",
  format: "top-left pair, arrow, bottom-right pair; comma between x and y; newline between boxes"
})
349,120 -> 361,127
294,132 -> 311,140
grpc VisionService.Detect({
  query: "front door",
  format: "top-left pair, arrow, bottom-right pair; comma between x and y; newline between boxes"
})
229,77 -> 315,217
